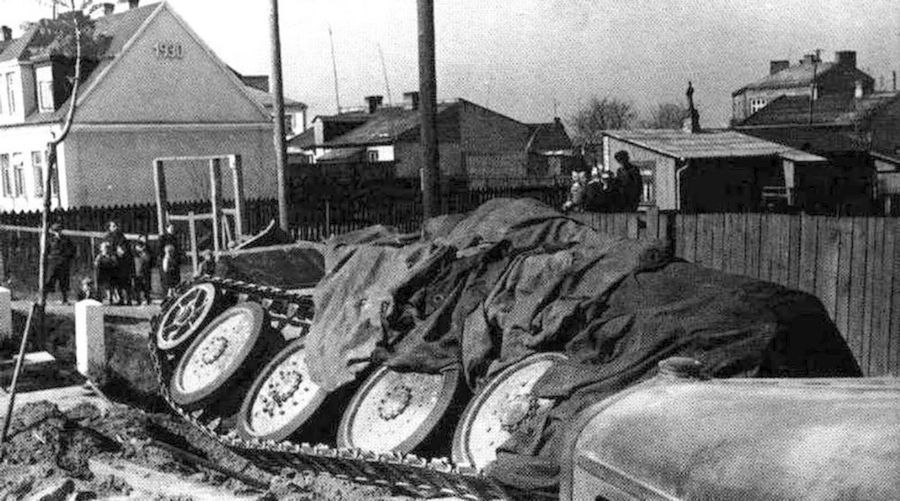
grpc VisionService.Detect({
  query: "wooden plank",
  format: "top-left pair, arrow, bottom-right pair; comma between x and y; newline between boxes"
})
646,208 -> 659,240
627,213 -> 639,239
695,214 -> 712,267
745,212 -> 762,279
674,214 -> 684,259
876,218 -> 896,377
848,217 -> 869,367
890,217 -> 900,377
758,214 -> 773,282
861,218 -> 878,376
868,218 -> 887,376
787,214 -> 802,289
711,214 -> 725,271
834,218 -> 854,344
726,212 -> 746,277
815,218 -> 840,321
681,214 -> 697,263
798,214 -> 818,294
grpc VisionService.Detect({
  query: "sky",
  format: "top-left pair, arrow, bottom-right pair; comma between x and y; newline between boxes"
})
2,0 -> 899,128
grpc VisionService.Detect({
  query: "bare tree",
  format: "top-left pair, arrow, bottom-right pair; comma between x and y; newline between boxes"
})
642,102 -> 689,129
568,96 -> 636,145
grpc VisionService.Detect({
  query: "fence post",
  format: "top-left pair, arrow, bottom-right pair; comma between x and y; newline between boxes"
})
75,299 -> 105,380
646,208 -> 659,240
0,287 -> 10,343
188,212 -> 199,275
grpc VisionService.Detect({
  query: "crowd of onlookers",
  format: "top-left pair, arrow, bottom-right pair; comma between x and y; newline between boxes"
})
42,220 -> 216,306
562,151 -> 643,214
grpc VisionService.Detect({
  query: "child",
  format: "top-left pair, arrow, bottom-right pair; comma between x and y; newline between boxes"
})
115,244 -> 134,306
76,277 -> 99,301
133,234 -> 154,305
93,241 -> 118,304
160,244 -> 181,299
197,249 -> 216,278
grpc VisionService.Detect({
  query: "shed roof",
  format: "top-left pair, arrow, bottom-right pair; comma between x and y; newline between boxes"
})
603,129 -> 825,161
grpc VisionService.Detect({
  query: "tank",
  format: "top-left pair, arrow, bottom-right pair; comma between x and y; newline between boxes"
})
560,358 -> 900,501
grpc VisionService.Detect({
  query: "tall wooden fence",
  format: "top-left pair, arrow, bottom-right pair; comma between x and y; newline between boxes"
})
573,210 -> 899,378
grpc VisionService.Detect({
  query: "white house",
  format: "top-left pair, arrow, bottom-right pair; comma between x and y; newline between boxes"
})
0,1 -> 300,212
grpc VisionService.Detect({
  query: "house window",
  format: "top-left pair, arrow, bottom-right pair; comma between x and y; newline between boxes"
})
32,151 -> 44,197
5,73 -> 15,114
634,160 -> 655,204
749,97 -> 767,114
0,154 -> 10,197
38,81 -> 54,111
283,115 -> 294,136
12,153 -> 25,197
367,150 -> 379,163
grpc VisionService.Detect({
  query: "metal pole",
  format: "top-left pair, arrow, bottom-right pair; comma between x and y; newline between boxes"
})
417,0 -> 440,219
269,0 -> 289,232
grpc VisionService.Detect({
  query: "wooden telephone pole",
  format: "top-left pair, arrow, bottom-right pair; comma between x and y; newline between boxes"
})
269,0 -> 289,232
417,0 -> 440,219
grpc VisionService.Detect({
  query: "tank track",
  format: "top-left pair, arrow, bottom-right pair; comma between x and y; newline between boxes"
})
148,276 -> 511,500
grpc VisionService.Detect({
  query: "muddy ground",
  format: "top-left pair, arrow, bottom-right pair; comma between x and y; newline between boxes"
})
4,304 -> 419,500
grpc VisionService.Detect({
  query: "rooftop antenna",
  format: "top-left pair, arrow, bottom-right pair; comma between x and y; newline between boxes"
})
553,98 -> 559,118
377,43 -> 394,107
327,24 -> 342,113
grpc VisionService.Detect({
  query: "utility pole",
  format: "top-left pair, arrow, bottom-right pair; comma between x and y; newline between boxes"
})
269,0 -> 289,232
417,0 -> 439,219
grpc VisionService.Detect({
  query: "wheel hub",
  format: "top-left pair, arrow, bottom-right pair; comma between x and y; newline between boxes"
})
199,337 -> 229,364
496,393 -> 539,433
248,348 -> 322,432
378,384 -> 413,421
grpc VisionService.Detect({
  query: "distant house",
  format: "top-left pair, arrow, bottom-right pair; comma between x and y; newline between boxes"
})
732,51 -> 874,123
0,2 -> 305,211
732,51 -> 899,213
598,129 -> 873,214
230,69 -> 307,137
289,93 -> 575,186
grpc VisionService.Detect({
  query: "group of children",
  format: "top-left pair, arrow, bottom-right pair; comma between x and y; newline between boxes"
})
81,221 -> 216,305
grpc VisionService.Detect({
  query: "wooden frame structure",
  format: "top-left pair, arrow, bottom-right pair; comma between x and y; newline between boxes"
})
152,155 -> 246,272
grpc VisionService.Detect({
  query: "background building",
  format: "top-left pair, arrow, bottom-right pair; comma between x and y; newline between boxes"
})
0,1 -> 303,212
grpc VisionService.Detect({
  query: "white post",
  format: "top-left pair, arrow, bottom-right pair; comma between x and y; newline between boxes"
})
75,299 -> 105,379
0,287 -> 10,343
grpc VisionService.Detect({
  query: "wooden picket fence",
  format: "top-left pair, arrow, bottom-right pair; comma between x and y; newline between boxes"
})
572,210 -> 900,377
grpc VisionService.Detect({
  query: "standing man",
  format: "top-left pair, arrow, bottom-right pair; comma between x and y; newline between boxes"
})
614,151 -> 642,212
45,222 -> 76,305
104,220 -> 133,305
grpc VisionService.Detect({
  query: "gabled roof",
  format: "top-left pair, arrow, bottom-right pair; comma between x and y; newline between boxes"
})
526,119 -> 573,153
241,84 -> 306,109
603,129 -> 825,161
321,102 -> 457,148
0,24 -> 38,63
288,126 -> 315,147
738,92 -> 900,127
733,59 -> 875,97
3,3 -> 162,125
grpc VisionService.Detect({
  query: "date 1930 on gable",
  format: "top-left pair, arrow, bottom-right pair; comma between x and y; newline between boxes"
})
153,42 -> 184,60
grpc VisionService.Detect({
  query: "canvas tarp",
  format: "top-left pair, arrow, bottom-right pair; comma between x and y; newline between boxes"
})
300,198 -> 860,491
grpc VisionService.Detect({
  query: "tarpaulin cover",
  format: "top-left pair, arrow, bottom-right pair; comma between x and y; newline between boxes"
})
300,198 -> 860,491
216,244 -> 326,289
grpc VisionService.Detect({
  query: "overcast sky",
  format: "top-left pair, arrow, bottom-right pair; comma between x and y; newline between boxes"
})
3,0 -> 899,127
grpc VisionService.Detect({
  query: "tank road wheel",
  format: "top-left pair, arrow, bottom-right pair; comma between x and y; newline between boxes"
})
169,302 -> 282,418
452,353 -> 568,469
337,366 -> 469,456
156,283 -> 225,353
236,339 -> 355,444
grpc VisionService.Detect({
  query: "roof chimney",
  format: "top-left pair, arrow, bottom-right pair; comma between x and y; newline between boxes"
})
855,80 -> 864,99
769,60 -> 790,75
102,3 -> 115,15
800,53 -> 817,65
403,91 -> 420,111
682,81 -> 701,134
1,26 -> 11,42
835,50 -> 857,69
125,0 -> 139,9
365,95 -> 384,114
